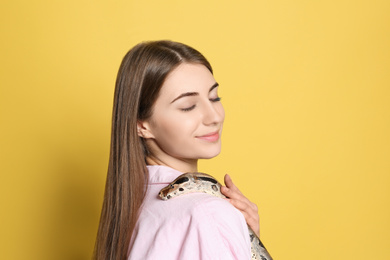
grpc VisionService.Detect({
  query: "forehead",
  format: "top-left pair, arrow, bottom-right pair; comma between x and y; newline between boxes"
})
159,63 -> 216,98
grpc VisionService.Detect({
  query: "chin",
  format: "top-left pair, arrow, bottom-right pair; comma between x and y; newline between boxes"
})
199,154 -> 220,159
198,147 -> 222,159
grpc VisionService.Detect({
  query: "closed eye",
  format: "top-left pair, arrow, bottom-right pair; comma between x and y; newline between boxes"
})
181,97 -> 220,112
181,105 -> 196,112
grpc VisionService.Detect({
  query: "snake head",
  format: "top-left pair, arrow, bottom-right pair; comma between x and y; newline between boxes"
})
158,176 -> 190,200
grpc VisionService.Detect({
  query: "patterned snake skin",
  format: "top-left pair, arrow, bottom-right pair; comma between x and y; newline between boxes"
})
159,172 -> 273,260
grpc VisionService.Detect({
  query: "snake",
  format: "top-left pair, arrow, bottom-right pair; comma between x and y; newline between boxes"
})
159,172 -> 273,260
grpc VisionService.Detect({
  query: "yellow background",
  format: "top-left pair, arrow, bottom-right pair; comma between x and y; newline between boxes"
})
1,1 -> 389,259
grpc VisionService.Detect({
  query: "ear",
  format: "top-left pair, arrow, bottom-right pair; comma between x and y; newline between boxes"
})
137,120 -> 155,139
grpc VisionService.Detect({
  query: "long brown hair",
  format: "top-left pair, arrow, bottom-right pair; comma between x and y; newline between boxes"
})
93,40 -> 212,260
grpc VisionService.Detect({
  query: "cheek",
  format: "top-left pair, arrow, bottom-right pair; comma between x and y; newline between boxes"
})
217,103 -> 225,122
153,114 -> 197,140
151,114 -> 201,157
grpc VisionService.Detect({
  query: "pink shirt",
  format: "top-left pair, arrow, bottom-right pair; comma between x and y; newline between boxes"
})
127,165 -> 251,260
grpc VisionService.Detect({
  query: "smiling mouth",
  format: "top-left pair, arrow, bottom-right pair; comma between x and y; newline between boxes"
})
196,131 -> 220,142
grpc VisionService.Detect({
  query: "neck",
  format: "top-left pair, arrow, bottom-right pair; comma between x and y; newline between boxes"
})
146,155 -> 198,173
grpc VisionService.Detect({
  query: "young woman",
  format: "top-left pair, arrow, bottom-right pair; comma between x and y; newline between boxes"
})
94,40 -> 261,260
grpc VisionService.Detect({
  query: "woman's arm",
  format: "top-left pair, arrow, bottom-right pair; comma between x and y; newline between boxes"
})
221,174 -> 261,237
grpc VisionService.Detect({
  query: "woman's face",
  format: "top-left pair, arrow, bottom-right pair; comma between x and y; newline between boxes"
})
140,63 -> 225,166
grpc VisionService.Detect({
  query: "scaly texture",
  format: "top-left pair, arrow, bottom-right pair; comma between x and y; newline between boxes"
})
159,172 -> 273,260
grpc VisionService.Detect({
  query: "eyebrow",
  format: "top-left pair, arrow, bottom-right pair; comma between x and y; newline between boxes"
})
170,82 -> 219,104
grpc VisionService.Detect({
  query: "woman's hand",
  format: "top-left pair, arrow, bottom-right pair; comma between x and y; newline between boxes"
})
221,174 -> 260,237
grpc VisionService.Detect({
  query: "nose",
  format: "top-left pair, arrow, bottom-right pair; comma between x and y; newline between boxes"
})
202,101 -> 225,126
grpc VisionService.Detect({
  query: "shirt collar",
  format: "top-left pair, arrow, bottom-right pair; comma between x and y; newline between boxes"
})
147,165 -> 184,184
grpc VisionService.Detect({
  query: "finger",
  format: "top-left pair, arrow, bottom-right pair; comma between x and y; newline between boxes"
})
227,198 -> 260,231
228,198 -> 254,212
234,207 -> 260,237
221,185 -> 244,200
224,174 -> 242,194
229,199 -> 259,220
221,186 -> 255,210
227,199 -> 259,224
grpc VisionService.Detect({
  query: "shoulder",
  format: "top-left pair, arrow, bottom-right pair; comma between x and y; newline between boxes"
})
143,189 -> 247,229
190,193 -> 245,222
176,193 -> 251,242
130,192 -> 251,259
189,194 -> 250,237
185,194 -> 252,258
153,191 -> 244,221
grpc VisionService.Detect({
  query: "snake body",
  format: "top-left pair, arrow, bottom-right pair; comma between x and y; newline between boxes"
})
159,172 -> 273,260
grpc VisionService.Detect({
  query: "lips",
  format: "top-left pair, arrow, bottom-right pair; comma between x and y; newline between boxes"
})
196,131 -> 220,142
